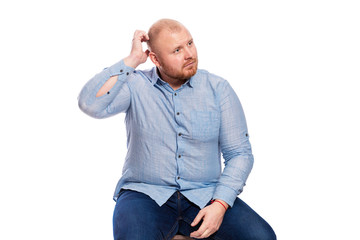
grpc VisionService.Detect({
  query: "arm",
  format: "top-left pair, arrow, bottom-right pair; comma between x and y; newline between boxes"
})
190,80 -> 254,239
212,80 -> 254,206
78,30 -> 150,118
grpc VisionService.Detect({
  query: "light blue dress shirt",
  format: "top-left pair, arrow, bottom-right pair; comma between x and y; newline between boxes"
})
78,60 -> 254,208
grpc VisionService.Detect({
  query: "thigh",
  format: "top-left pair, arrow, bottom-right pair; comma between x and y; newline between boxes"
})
113,190 -> 178,240
213,198 -> 276,240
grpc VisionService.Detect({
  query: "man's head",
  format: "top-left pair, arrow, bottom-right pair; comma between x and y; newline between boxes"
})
147,19 -> 198,81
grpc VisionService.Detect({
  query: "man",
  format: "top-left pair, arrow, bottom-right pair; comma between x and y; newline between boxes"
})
78,19 -> 276,240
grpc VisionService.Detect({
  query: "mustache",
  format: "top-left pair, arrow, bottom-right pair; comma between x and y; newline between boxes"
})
183,58 -> 197,67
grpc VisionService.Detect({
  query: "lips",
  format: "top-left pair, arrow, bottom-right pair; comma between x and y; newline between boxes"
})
184,60 -> 196,68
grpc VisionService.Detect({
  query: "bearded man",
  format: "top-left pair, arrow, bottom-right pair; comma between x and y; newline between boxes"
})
78,18 -> 276,240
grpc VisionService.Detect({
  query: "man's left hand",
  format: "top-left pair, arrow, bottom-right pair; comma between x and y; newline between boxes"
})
190,200 -> 228,239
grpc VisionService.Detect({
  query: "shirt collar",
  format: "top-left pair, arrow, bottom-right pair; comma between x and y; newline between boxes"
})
150,67 -> 195,88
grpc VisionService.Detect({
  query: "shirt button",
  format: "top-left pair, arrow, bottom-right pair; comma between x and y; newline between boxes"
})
174,93 -> 177,96
177,176 -> 180,180
178,154 -> 181,158
120,69 -> 123,72
126,72 -> 129,75
176,112 -> 180,115
178,133 -> 182,136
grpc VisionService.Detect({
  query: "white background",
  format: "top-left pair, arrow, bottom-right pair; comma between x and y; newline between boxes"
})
1,0 -> 359,239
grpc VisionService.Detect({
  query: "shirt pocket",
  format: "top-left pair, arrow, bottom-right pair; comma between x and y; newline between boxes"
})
190,110 -> 220,141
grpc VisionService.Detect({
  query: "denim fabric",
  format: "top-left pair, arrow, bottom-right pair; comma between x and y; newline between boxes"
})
78,60 -> 254,208
113,190 -> 276,240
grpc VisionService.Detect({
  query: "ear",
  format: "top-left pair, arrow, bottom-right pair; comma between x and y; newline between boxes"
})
149,52 -> 161,68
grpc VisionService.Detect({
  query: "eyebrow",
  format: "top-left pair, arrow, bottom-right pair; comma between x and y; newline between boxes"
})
173,38 -> 193,50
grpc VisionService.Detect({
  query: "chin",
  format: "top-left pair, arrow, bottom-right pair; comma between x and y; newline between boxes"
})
185,67 -> 197,78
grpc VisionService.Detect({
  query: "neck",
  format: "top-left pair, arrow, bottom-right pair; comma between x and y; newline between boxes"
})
157,68 -> 186,90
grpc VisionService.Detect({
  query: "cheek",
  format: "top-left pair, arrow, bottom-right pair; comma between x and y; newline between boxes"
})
163,55 -> 184,71
170,57 -> 183,68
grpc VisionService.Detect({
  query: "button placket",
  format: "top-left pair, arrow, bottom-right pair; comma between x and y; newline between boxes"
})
174,93 -> 181,120
173,90 -> 185,185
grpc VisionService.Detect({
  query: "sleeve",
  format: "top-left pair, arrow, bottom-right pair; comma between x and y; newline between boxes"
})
212,80 -> 254,207
78,60 -> 134,119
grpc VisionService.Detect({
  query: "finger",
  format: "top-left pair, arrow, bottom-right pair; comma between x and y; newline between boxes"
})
191,210 -> 205,227
190,223 -> 207,238
140,33 -> 150,42
133,30 -> 147,41
134,29 -> 146,36
199,229 -> 212,239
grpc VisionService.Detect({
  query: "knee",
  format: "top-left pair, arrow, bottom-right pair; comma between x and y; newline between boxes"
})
253,223 -> 277,240
237,217 -> 276,240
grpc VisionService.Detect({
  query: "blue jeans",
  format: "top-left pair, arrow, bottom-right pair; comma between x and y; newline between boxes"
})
113,190 -> 276,240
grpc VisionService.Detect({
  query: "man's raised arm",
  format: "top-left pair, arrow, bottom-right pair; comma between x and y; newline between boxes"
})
78,30 -> 149,118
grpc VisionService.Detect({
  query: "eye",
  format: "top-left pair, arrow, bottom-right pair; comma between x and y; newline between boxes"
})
188,40 -> 193,46
174,48 -> 180,53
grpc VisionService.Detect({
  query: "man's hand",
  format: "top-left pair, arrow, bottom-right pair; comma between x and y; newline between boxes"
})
124,30 -> 150,68
190,200 -> 228,239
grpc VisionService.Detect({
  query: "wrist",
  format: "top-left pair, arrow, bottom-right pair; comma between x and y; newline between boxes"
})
123,55 -> 140,69
211,199 -> 229,211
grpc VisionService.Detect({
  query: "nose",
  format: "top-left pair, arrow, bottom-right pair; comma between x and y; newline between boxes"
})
184,46 -> 193,59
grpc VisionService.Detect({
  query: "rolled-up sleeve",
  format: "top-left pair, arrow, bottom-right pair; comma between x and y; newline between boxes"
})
78,60 -> 134,119
212,80 -> 254,207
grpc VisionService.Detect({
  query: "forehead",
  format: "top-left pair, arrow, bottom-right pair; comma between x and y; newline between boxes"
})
158,27 -> 192,49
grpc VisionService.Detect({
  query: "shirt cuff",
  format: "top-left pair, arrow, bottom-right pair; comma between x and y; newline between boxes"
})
105,59 -> 135,79
212,185 -> 240,208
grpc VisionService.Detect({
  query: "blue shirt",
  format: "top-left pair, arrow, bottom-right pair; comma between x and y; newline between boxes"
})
78,60 -> 254,208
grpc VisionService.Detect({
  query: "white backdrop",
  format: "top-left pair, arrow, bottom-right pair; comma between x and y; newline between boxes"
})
1,0 -> 359,239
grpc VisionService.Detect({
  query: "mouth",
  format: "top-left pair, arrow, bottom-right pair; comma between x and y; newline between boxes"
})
184,61 -> 196,68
